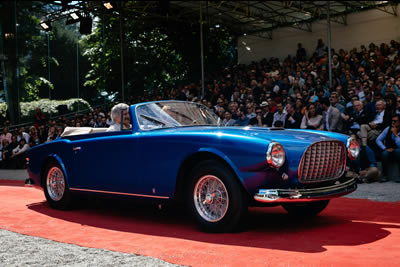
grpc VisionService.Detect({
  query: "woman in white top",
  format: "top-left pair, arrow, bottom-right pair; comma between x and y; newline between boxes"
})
301,103 -> 323,130
10,138 -> 30,168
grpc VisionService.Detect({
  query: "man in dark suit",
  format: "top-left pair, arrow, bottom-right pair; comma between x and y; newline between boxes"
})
346,100 -> 373,135
320,97 -> 343,132
284,102 -> 303,129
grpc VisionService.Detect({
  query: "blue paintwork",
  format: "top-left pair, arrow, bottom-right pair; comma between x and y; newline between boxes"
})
27,101 -> 352,204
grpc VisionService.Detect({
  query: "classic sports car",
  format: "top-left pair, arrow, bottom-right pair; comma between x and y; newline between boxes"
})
26,100 -> 359,232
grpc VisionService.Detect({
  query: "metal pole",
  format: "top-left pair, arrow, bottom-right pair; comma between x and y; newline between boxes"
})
76,39 -> 80,111
103,14 -> 106,99
327,1 -> 332,89
0,24 -> 10,108
47,33 -> 51,99
0,58 -> 7,104
119,2 -> 125,103
200,2 -> 205,99
14,0 -> 20,123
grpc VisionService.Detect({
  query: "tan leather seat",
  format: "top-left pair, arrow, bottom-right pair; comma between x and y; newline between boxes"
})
61,127 -> 108,137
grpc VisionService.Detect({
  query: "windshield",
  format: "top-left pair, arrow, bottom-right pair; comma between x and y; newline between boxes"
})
136,101 -> 222,130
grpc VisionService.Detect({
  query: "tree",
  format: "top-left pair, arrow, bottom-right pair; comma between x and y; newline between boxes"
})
15,1 -> 53,102
83,14 -> 189,101
15,3 -> 92,102
83,4 -> 236,101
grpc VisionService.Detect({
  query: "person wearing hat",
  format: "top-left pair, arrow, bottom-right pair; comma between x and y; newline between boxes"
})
260,101 -> 274,127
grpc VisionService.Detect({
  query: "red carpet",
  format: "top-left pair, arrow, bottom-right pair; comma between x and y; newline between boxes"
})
0,184 -> 399,266
0,180 -> 24,186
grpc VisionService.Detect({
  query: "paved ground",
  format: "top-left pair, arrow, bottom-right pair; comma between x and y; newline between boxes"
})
346,180 -> 400,202
0,229 -> 180,267
0,169 -> 27,181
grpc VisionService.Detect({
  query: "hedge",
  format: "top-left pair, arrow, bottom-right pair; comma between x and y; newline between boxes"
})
0,98 -> 93,122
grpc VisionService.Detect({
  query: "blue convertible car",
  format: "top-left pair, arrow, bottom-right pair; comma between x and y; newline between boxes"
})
26,101 -> 359,232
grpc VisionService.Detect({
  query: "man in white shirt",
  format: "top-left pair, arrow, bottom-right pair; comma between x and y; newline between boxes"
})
223,111 -> 236,126
10,138 -> 30,168
17,127 -> 30,143
12,139 -> 30,157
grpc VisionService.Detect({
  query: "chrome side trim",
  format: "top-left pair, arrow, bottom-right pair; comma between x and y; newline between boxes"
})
70,188 -> 169,199
254,178 -> 357,203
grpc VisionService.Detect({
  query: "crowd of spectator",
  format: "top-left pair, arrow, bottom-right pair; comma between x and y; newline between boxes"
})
1,38 -> 400,183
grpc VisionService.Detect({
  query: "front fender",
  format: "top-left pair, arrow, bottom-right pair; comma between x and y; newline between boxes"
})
198,147 -> 245,185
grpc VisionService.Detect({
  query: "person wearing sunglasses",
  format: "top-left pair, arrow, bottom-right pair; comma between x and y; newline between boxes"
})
107,103 -> 131,132
376,114 -> 400,182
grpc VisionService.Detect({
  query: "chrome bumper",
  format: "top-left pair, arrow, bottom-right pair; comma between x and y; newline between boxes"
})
254,178 -> 357,203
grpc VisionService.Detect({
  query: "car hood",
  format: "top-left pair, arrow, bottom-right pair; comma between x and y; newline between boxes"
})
145,126 -> 350,183
160,126 -> 344,145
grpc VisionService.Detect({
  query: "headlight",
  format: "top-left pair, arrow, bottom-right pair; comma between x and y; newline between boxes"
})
266,142 -> 286,168
346,136 -> 360,160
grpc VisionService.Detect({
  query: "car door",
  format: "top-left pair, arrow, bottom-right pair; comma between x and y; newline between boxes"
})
68,132 -> 142,194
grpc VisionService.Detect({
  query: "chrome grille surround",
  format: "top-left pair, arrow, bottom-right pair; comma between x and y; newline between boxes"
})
298,140 -> 346,183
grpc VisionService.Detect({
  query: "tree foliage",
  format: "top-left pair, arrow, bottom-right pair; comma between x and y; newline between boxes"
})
82,4 -> 236,100
14,3 -> 52,102
12,2 -> 93,102
82,14 -> 189,100
5,1 -> 236,105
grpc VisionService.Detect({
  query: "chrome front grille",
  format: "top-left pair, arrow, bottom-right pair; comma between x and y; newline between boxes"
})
298,141 -> 346,183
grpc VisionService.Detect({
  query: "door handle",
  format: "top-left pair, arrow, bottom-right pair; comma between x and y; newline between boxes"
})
73,146 -> 81,151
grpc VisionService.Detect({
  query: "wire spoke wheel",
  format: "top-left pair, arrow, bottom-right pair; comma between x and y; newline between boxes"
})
189,160 -> 248,232
46,166 -> 65,202
193,175 -> 229,222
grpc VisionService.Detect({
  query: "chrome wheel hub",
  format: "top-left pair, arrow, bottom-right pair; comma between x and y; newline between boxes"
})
205,193 -> 214,204
46,167 -> 65,201
194,175 -> 229,222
